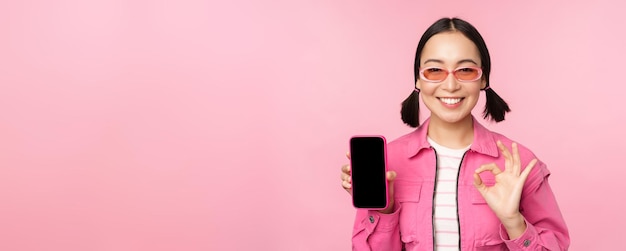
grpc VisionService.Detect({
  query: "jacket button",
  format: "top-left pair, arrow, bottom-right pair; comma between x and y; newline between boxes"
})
369,216 -> 375,223
523,239 -> 530,247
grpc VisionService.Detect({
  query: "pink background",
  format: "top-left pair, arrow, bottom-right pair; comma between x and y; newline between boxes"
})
0,0 -> 624,250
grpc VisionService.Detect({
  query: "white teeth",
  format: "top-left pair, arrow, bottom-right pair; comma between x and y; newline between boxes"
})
439,98 -> 462,105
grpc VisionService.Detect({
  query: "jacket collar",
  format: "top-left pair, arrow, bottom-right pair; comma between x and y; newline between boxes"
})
407,116 -> 499,158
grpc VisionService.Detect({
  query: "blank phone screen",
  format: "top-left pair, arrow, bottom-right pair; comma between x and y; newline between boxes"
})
350,137 -> 387,209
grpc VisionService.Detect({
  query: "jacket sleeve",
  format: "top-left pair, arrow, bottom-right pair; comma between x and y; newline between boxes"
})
351,202 -> 403,251
500,160 -> 570,250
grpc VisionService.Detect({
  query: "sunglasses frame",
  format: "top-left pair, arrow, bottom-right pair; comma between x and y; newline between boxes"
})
418,66 -> 483,83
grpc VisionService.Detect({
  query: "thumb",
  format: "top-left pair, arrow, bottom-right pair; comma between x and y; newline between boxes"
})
473,172 -> 486,192
387,171 -> 397,197
387,170 -> 397,182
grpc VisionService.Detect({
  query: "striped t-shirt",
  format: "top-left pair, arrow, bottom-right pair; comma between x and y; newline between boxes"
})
428,137 -> 470,251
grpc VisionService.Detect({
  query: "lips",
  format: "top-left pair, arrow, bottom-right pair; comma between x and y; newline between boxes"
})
438,97 -> 463,105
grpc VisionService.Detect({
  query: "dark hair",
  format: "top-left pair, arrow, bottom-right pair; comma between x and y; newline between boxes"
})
401,17 -> 510,127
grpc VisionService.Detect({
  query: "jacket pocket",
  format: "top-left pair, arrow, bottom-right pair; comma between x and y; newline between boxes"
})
471,178 -> 495,204
395,179 -> 423,245
474,239 -> 507,250
395,180 -> 422,203
470,178 -> 506,250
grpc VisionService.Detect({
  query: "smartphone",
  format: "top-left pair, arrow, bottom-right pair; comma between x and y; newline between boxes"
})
349,136 -> 388,209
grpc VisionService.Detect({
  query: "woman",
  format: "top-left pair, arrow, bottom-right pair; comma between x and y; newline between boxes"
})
340,17 -> 570,250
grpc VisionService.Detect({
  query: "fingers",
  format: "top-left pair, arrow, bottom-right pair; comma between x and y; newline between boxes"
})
475,163 -> 503,176
497,140 -> 513,172
340,167 -> 350,182
473,172 -> 485,190
342,151 -> 351,182
511,142 -> 521,174
340,163 -> 352,194
520,158 -> 538,180
342,179 -> 352,190
340,163 -> 351,181
341,163 -> 350,174
340,168 -> 352,193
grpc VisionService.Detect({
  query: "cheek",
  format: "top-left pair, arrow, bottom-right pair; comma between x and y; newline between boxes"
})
417,83 -> 437,96
418,89 -> 439,111
465,84 -> 483,98
465,90 -> 482,107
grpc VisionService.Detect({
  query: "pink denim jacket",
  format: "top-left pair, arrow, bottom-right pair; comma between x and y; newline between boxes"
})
352,117 -> 570,250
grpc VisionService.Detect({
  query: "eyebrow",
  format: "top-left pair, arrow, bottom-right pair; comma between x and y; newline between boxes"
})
423,59 -> 479,65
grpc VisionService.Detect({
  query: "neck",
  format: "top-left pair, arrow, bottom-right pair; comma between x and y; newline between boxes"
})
427,115 -> 474,149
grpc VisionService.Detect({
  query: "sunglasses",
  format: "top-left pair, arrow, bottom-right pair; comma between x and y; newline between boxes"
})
418,66 -> 483,83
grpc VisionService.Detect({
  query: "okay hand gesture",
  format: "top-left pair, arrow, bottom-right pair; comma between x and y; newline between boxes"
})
473,141 -> 537,238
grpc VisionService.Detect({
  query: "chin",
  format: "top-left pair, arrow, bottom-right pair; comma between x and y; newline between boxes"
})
432,112 -> 472,124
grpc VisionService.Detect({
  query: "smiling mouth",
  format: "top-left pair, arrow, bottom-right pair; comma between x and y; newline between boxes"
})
438,97 -> 464,105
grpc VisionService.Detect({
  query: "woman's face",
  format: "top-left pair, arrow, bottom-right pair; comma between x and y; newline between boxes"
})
416,31 -> 486,125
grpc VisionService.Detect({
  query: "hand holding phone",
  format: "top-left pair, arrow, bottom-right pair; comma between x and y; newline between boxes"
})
349,136 -> 389,209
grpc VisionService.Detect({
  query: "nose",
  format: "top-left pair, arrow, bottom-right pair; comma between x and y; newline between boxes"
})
441,72 -> 461,91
